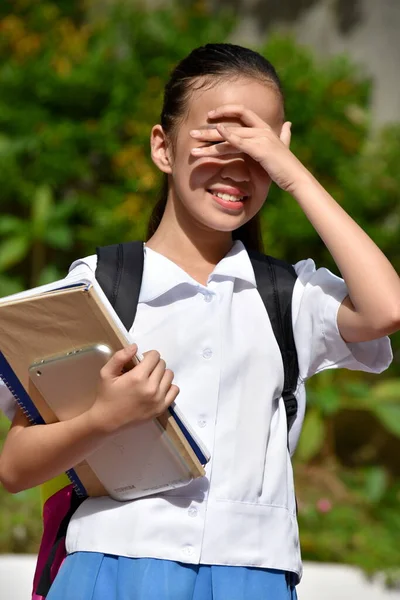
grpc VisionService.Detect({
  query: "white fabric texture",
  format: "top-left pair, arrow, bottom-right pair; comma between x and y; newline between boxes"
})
0,242 -> 392,580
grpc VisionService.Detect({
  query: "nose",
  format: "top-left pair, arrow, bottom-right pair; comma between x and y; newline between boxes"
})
220,157 -> 250,183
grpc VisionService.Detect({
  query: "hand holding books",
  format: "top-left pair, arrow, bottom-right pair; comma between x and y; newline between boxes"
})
0,276 -> 210,500
90,345 -> 180,434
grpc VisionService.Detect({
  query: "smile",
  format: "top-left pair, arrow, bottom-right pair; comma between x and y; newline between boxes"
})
207,190 -> 249,211
211,191 -> 248,203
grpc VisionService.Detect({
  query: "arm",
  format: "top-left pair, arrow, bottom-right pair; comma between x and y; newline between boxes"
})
0,406 -> 111,493
288,171 -> 400,342
190,107 -> 400,343
0,346 -> 178,493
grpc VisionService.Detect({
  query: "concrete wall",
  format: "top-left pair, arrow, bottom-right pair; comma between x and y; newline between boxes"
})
218,0 -> 400,125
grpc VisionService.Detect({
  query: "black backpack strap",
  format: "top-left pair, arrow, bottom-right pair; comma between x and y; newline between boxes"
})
95,241 -> 144,331
248,250 -> 299,432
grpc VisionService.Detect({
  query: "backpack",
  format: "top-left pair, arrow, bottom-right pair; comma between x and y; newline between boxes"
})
34,241 -> 299,598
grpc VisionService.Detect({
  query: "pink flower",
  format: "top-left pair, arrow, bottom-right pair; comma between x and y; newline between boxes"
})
316,498 -> 332,513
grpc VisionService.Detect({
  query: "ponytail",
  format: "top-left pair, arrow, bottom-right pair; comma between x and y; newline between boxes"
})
146,176 -> 168,240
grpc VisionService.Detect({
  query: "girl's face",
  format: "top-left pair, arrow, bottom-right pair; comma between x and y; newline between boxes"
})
152,76 -> 284,236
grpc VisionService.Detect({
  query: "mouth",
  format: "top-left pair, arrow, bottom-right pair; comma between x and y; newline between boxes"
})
207,189 -> 249,211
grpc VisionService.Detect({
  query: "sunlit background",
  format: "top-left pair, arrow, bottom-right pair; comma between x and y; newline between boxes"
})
0,0 -> 399,592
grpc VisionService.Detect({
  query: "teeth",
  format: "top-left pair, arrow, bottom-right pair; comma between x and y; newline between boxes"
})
212,191 -> 246,202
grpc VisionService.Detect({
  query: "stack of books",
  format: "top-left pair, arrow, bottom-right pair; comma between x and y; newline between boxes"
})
0,275 -> 209,501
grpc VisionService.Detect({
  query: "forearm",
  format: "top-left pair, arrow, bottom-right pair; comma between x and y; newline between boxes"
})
0,409 -> 111,493
291,171 -> 400,333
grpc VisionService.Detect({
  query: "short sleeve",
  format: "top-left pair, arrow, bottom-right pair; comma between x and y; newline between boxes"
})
0,378 -> 17,421
292,258 -> 393,381
67,254 -> 97,280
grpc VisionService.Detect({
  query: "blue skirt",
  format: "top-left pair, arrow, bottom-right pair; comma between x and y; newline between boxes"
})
47,553 -> 298,600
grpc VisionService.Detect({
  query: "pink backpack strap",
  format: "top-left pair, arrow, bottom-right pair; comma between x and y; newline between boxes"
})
32,485 -> 83,599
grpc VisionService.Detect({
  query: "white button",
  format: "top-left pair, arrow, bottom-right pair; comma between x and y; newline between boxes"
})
198,419 -> 206,428
188,507 -> 198,517
202,348 -> 213,359
182,545 -> 194,556
204,294 -> 213,303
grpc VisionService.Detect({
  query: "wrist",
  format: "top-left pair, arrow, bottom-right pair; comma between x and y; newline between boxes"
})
287,168 -> 318,199
81,405 -> 117,438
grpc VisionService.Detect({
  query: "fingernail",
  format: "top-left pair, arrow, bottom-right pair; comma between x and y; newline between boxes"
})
191,148 -> 201,153
208,110 -> 216,115
190,130 -> 200,135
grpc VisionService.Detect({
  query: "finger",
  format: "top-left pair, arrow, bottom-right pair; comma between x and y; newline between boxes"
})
148,358 -> 167,385
190,127 -> 270,142
101,344 -> 138,379
208,105 -> 266,128
280,121 -> 291,148
163,384 -> 180,408
191,141 -> 242,158
135,350 -> 162,377
215,123 -> 248,152
158,368 -> 174,397
190,127 -> 225,143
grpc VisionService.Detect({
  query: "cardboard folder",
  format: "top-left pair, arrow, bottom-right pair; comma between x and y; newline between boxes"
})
0,277 -> 209,500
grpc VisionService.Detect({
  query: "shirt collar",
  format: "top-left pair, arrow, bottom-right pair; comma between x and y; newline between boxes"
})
139,240 -> 256,303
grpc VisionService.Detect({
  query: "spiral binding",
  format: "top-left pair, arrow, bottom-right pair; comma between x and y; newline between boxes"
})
0,352 -> 44,425
65,468 -> 87,498
0,351 -> 87,498
2,374 -> 37,425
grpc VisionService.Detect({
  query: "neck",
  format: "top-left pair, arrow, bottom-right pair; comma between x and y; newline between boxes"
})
146,195 -> 234,276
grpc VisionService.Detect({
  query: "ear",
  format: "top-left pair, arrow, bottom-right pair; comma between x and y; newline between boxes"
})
150,125 -> 173,174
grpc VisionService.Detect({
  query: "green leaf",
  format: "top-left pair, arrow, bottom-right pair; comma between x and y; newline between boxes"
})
296,408 -> 325,461
364,467 -> 388,503
0,236 -> 29,271
31,185 -> 53,240
0,274 -> 23,296
37,264 -> 63,285
374,404 -> 400,438
45,226 -> 73,249
370,380 -> 400,403
318,386 -> 341,416
0,216 -> 24,235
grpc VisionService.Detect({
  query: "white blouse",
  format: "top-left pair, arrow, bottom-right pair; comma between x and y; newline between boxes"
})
0,242 -> 392,580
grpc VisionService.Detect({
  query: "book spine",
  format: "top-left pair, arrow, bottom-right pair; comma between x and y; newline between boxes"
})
65,469 -> 87,498
0,352 -> 88,498
0,351 -> 45,425
168,406 -> 209,466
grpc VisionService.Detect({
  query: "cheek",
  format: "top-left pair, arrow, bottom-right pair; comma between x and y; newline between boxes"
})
186,160 -> 223,189
251,162 -> 272,190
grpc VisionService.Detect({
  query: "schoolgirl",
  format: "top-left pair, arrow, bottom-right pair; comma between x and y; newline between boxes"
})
0,43 -> 399,600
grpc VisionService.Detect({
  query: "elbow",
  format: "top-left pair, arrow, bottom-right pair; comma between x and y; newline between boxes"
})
370,303 -> 400,337
0,458 -> 26,495
384,303 -> 400,336
0,480 -> 23,495
394,304 -> 400,331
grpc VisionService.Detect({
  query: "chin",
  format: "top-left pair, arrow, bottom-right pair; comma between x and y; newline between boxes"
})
197,212 -> 249,235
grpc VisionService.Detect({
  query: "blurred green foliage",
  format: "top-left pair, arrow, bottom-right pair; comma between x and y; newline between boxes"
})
0,0 -> 399,584
0,414 -> 42,553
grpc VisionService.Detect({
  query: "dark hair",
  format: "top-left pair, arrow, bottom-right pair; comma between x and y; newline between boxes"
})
147,43 -> 284,252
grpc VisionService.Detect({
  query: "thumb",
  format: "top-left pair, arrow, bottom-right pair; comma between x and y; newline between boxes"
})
101,344 -> 138,378
280,121 -> 292,148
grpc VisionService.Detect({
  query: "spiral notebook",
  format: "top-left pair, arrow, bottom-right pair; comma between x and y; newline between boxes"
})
0,277 -> 209,501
